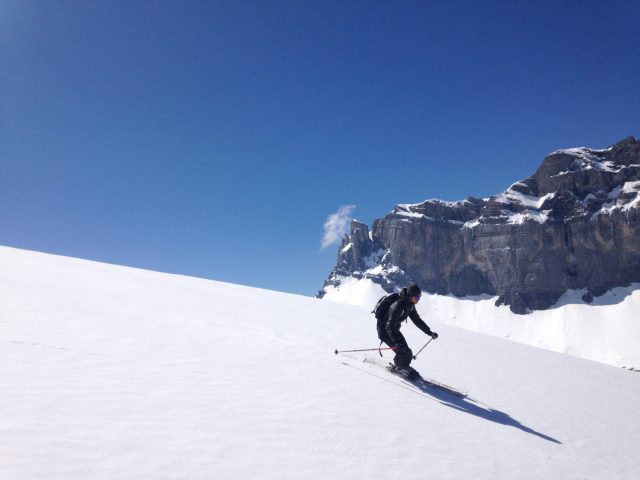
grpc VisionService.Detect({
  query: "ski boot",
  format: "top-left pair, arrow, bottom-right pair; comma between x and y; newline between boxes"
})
387,364 -> 421,380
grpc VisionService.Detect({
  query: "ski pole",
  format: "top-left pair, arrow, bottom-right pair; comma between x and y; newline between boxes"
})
334,347 -> 396,355
412,338 -> 433,360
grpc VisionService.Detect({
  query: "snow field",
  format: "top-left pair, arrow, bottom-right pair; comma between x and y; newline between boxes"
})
2,246 -> 640,479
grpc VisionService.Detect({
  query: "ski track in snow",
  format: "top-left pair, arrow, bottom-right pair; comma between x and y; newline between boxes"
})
2,246 -> 640,479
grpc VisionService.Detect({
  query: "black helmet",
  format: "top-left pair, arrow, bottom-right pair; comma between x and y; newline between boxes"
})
406,284 -> 421,297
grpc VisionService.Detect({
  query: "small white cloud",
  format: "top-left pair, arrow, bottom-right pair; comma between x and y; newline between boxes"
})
321,205 -> 355,250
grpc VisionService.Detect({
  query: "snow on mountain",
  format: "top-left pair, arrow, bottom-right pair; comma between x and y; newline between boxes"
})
548,146 -> 617,174
495,187 -> 555,209
321,275 -> 387,308
2,246 -> 640,479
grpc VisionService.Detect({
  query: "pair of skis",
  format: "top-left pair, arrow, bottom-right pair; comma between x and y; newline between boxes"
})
359,357 -> 469,399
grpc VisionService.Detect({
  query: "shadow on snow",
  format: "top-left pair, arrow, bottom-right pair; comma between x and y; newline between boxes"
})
340,359 -> 561,444
411,381 -> 562,444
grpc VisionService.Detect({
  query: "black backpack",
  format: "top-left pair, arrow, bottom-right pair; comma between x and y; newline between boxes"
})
372,292 -> 400,329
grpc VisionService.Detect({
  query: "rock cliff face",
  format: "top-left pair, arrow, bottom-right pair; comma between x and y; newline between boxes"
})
318,136 -> 640,313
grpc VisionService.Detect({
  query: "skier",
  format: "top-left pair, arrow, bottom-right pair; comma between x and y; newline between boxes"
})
377,284 -> 438,379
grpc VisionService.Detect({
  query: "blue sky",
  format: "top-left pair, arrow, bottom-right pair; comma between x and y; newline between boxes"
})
1,1 -> 638,296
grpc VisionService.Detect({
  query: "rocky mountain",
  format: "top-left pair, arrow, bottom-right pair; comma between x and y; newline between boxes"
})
318,136 -> 640,314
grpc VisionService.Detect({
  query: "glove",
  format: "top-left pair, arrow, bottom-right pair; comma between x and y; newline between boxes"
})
430,332 -> 439,339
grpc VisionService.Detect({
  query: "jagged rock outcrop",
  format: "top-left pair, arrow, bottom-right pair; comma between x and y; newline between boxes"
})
319,220 -> 414,295
318,136 -> 640,313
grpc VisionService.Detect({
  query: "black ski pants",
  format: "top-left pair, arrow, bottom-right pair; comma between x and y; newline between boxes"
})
379,329 -> 413,369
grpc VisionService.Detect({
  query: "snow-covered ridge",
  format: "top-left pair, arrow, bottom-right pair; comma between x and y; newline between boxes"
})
489,189 -> 556,225
396,198 -> 472,210
495,189 -> 555,209
597,180 -> 640,215
397,186 -> 637,230
395,166 -> 638,228
503,209 -> 550,225
550,146 -> 614,156
547,146 -> 624,175
394,205 -> 431,220
391,139 -> 639,229
393,192 -> 555,227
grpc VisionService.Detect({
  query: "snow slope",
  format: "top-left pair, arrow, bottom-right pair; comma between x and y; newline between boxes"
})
321,275 -> 387,308
2,246 -> 640,479
322,277 -> 640,370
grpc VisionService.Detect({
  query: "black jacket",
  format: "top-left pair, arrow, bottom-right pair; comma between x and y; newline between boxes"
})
385,288 -> 433,343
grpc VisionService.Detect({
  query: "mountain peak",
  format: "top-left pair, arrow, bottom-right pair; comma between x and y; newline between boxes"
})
319,136 -> 640,314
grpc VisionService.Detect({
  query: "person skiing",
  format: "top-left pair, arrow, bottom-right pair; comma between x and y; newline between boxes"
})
377,284 -> 438,379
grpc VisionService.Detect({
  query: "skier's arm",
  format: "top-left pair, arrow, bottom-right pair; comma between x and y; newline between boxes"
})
409,309 -> 434,336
